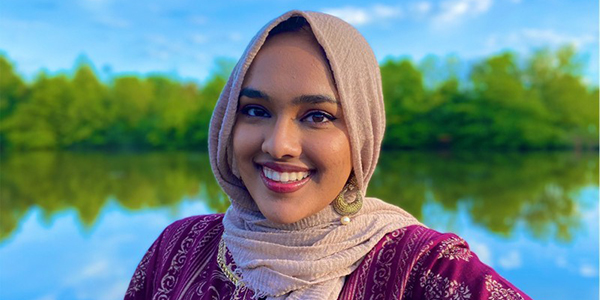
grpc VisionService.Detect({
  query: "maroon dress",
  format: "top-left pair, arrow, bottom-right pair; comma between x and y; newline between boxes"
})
125,214 -> 532,300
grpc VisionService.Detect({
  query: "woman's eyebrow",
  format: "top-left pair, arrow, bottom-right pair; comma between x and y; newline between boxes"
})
292,95 -> 339,106
239,87 -> 339,106
239,87 -> 271,101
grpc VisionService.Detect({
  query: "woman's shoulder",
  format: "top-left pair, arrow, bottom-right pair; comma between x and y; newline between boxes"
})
165,213 -> 225,231
154,213 -> 225,257
384,224 -> 472,255
161,213 -> 225,238
364,225 -> 453,259
341,225 -> 532,300
124,214 -> 226,299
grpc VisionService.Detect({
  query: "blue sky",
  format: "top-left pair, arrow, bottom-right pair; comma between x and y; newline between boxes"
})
1,0 -> 598,84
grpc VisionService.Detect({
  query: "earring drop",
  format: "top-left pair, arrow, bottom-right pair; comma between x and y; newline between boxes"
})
340,216 -> 351,225
333,177 -> 363,225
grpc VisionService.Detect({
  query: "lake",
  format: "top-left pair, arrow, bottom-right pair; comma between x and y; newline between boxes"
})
0,151 -> 597,300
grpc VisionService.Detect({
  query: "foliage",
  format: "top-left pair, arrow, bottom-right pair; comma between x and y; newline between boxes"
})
0,58 -> 231,151
1,151 -> 595,242
0,45 -> 597,151
370,151 -> 598,242
380,46 -> 598,150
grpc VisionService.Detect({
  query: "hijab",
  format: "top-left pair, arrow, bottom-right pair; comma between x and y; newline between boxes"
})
208,10 -> 421,299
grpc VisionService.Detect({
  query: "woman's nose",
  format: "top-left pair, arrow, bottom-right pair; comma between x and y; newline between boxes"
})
261,119 -> 302,159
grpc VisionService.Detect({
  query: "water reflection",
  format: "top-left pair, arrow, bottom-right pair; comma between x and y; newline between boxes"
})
1,151 -> 597,243
371,151 -> 598,242
0,152 -> 228,242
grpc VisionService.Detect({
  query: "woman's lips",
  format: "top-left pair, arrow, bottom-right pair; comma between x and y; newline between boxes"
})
259,165 -> 311,193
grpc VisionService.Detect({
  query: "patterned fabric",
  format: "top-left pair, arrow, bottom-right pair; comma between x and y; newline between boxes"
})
124,214 -> 533,300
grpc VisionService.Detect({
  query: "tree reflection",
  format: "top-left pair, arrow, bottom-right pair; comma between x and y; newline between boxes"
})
0,151 -> 227,241
370,151 -> 598,242
1,151 -> 596,242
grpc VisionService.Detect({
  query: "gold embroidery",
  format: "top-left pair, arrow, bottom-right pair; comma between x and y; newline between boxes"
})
419,270 -> 472,300
484,275 -> 525,300
217,237 -> 244,287
437,237 -> 473,262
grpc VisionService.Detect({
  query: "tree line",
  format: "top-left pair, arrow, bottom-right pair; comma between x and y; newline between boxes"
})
1,45 -> 597,151
2,151 -> 595,241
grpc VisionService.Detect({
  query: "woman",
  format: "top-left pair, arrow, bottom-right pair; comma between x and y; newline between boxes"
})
125,10 -> 532,300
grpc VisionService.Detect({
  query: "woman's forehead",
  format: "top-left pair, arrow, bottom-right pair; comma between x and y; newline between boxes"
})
241,32 -> 339,101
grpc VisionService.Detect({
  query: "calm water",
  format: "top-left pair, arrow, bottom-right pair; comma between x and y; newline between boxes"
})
0,151 -> 598,300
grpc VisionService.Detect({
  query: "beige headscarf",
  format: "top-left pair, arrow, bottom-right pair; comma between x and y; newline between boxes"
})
209,10 -> 421,300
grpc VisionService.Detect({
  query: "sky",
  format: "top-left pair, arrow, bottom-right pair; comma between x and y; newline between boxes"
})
1,0 -> 598,84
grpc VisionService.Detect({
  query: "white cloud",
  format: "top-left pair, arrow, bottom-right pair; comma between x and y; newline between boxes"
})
228,32 -> 243,42
189,15 -> 208,25
434,0 -> 493,25
324,1 -> 497,27
0,17 -> 50,31
147,34 -> 168,45
323,4 -> 403,26
498,250 -> 522,270
145,34 -> 179,60
34,295 -> 57,300
579,264 -> 598,278
93,281 -> 130,300
411,1 -> 433,14
485,35 -> 498,49
78,0 -> 129,29
521,29 -> 596,48
190,34 -> 208,44
81,260 -> 110,278
324,7 -> 371,25
95,16 -> 130,29
556,256 -> 568,268
147,49 -> 170,60
469,241 -> 493,267
372,4 -> 403,19
481,28 -> 597,56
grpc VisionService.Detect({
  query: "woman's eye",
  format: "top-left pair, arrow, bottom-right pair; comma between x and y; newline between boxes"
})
303,111 -> 336,124
241,106 -> 270,118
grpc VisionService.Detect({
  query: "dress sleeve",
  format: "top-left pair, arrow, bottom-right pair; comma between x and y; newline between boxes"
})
122,214 -> 226,300
123,227 -> 167,300
405,232 -> 533,300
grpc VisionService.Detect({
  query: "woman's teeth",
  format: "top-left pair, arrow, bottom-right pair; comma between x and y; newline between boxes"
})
262,166 -> 310,183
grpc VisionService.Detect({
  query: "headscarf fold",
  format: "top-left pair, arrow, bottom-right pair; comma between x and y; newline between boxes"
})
208,10 -> 421,299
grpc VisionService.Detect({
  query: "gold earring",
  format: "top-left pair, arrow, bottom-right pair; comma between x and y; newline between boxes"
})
332,176 -> 363,225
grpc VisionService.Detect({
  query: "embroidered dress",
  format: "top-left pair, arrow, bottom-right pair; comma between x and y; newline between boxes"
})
124,214 -> 532,300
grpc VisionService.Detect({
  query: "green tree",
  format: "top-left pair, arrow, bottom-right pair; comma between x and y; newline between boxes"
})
0,56 -> 28,148
67,63 -> 110,147
526,46 -> 599,149
3,73 -> 74,149
469,52 -> 557,149
185,59 -> 232,149
381,59 -> 429,148
105,76 -> 154,149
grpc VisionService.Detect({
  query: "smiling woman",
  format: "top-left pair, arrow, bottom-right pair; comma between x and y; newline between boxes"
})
124,10 -> 533,300
233,28 -> 352,224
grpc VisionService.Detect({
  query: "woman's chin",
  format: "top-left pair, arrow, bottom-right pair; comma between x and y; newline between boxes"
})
263,212 -> 302,225
260,206 -> 308,225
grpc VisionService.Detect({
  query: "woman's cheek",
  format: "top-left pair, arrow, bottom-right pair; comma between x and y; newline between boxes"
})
232,123 -> 255,162
306,132 -> 352,172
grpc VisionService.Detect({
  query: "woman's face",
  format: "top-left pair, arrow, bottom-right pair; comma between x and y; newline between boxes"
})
232,31 -> 352,224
